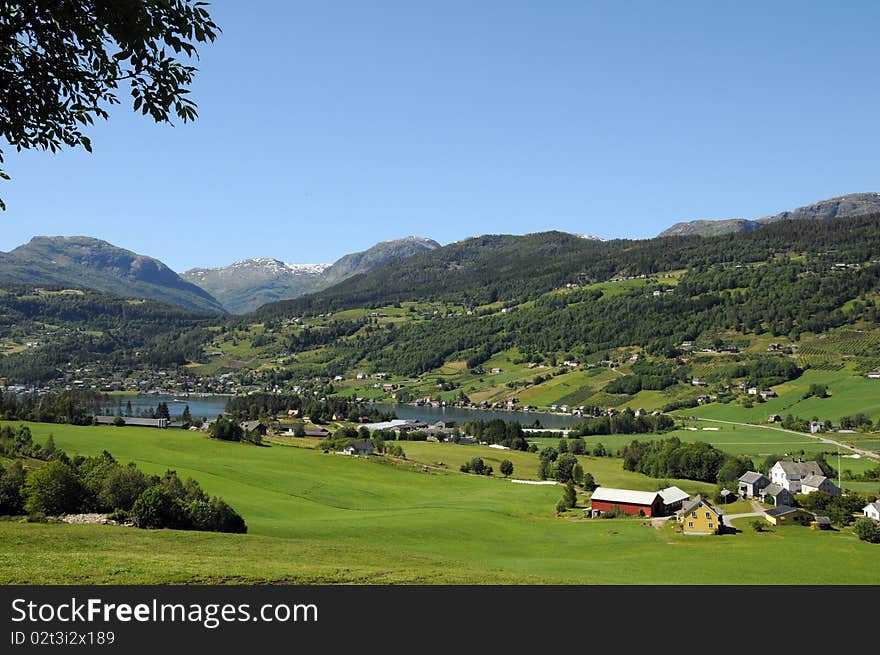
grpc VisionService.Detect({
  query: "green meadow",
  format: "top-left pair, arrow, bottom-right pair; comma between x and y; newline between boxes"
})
1,421 -> 879,584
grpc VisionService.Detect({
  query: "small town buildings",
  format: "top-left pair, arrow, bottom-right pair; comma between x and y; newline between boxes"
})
866,371 -> 880,379
738,471 -> 770,499
302,427 -> 331,439
769,460 -> 825,494
767,414 -> 782,423
760,483 -> 794,507
862,500 -> 880,520
759,389 -> 777,399
341,441 -> 374,456
677,496 -> 723,534
589,487 -> 665,517
764,505 -> 814,526
809,421 -> 825,434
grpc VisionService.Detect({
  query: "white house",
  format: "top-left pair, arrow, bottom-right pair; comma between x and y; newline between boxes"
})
769,460 -> 825,494
862,500 -> 880,521
341,441 -> 374,456
799,474 -> 841,497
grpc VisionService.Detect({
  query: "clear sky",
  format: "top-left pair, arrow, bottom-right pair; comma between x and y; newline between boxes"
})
2,1 -> 879,272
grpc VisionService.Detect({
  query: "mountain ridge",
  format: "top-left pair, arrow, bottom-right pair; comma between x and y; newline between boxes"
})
182,236 -> 440,314
0,236 -> 225,314
659,192 -> 880,237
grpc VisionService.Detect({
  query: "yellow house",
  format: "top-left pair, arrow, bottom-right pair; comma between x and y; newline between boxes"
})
677,495 -> 723,534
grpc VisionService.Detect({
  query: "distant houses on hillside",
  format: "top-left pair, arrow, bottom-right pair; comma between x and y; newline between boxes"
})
737,460 -> 841,507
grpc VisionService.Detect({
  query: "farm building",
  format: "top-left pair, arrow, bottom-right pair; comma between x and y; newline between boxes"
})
341,441 -> 374,456
94,415 -> 168,428
738,471 -> 770,499
799,474 -> 841,497
769,460 -> 825,494
760,483 -> 794,507
658,486 -> 690,513
677,496 -> 723,534
862,500 -> 880,520
239,420 -> 268,436
588,487 -> 664,517
764,505 -> 814,526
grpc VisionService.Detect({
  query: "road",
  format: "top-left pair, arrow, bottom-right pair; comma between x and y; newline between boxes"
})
722,500 -> 766,527
690,417 -> 880,460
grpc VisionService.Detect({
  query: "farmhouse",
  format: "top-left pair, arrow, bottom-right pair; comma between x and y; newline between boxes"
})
341,441 -> 374,456
769,460 -> 825,494
303,427 -> 331,439
738,471 -> 769,499
799,474 -> 841,497
862,500 -> 880,521
239,420 -> 267,436
677,496 -> 723,534
764,505 -> 813,526
94,415 -> 168,428
588,487 -> 664,517
760,483 -> 794,507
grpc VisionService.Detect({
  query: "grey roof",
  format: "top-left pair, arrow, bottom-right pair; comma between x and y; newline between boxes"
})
346,440 -> 374,450
94,415 -> 166,427
765,505 -> 806,518
739,471 -> 768,485
800,474 -> 829,488
590,487 -> 661,506
679,495 -> 723,517
658,486 -> 690,505
240,420 -> 265,431
761,483 -> 787,497
775,460 -> 823,478
814,516 -> 832,525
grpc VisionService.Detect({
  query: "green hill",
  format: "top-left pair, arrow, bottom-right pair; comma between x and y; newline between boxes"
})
0,236 -> 225,314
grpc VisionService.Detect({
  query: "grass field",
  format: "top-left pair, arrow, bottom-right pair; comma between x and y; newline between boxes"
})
1,421 -> 879,584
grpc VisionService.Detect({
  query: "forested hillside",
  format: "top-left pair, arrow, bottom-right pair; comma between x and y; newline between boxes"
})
255,214 -> 880,317
0,287 -> 215,383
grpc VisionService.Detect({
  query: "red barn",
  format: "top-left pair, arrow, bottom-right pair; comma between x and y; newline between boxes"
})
589,487 -> 665,517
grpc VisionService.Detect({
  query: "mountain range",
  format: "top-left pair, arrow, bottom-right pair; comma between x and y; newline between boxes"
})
658,192 -> 880,237
2,193 -> 878,316
0,236 -> 225,314
181,236 -> 440,313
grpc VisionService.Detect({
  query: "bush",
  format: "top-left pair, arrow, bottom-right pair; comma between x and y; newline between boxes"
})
853,518 -> 880,544
130,486 -> 189,530
22,461 -> 87,515
186,497 -> 247,534
751,519 -> 767,532
555,499 -> 568,514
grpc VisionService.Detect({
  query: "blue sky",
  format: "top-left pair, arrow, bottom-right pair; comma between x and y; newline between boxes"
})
2,1 -> 879,271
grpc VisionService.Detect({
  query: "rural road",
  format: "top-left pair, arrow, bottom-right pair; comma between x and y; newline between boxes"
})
690,417 -> 880,460
722,500 -> 766,528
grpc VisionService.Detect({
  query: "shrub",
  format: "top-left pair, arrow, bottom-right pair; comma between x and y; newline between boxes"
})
130,486 -> 189,530
22,461 -> 87,516
853,518 -> 880,544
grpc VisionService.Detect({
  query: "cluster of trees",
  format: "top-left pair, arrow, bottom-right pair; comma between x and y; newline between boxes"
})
460,457 -> 493,476
570,411 -> 675,436
0,428 -> 245,533
839,413 -> 875,430
796,490 -> 874,527
208,417 -> 263,445
0,389 -> 107,425
537,447 -> 592,487
853,518 -> 880,543
459,419 -> 529,450
622,437 -> 752,483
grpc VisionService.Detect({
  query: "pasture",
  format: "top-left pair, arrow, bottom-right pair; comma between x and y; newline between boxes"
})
1,421 -> 879,584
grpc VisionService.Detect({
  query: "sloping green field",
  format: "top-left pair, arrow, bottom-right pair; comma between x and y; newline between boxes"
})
1,421 -> 879,584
